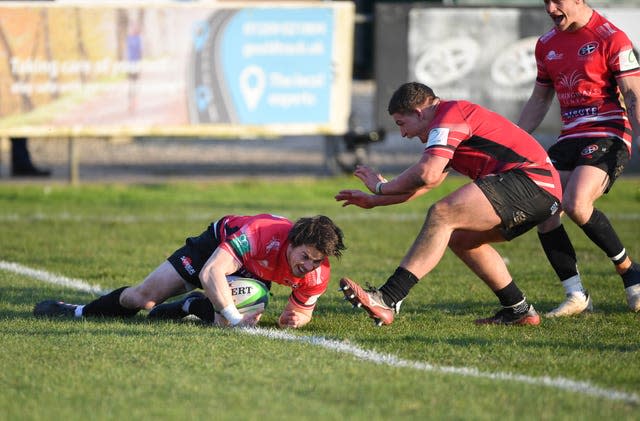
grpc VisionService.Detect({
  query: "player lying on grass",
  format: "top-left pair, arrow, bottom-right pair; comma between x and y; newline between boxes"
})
335,82 -> 562,326
34,214 -> 345,329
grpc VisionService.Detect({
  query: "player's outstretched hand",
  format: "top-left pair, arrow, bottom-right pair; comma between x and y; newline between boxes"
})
335,189 -> 374,208
278,309 -> 311,329
353,165 -> 386,193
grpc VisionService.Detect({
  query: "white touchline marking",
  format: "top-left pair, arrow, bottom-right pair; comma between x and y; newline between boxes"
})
242,328 -> 639,404
0,260 -> 107,295
3,260 -> 638,404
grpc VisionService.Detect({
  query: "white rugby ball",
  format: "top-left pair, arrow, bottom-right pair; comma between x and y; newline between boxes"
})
227,276 -> 269,314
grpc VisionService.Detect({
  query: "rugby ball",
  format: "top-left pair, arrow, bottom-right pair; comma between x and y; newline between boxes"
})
227,276 -> 269,314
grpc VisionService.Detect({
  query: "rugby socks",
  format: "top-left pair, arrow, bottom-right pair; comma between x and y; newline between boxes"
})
560,274 -> 587,296
621,262 -> 640,288
81,286 -> 140,318
186,296 -> 216,322
379,267 -> 419,308
538,225 -> 580,281
495,281 -> 529,314
580,208 -> 627,265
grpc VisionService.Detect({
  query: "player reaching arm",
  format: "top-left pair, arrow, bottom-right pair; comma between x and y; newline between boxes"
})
336,151 -> 448,209
336,82 -> 562,327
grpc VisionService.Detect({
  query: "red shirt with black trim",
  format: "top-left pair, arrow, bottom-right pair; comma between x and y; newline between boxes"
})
425,100 -> 562,200
215,214 -> 330,310
534,10 -> 640,152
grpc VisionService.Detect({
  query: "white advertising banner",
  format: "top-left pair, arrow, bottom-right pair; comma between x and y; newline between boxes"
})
0,1 -> 354,138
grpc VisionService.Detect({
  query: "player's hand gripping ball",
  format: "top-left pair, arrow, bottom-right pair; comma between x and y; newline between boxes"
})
215,276 -> 270,327
227,276 -> 269,314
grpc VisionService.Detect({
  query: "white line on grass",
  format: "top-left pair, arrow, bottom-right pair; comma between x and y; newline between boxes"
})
5,260 -> 638,405
0,260 -> 107,295
242,328 -> 639,405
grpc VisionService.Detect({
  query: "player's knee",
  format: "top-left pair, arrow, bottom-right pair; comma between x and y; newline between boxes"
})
562,200 -> 591,225
426,201 -> 458,229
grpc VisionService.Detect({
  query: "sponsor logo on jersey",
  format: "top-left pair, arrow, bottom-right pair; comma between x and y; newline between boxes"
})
557,70 -> 583,90
180,256 -> 196,275
230,234 -> 251,256
561,106 -> 598,120
581,144 -> 599,156
266,237 -> 281,253
618,48 -> 639,72
545,50 -> 563,61
427,128 -> 450,148
578,42 -> 598,56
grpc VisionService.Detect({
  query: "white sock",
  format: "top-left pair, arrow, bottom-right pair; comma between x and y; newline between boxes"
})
75,305 -> 84,317
561,275 -> 586,296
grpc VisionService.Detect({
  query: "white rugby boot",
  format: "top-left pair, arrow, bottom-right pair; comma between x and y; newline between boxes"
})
545,291 -> 593,317
625,284 -> 640,312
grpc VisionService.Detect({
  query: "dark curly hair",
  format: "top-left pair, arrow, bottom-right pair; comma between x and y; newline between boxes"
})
288,215 -> 346,258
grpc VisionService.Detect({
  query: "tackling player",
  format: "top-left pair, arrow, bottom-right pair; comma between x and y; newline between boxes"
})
335,82 -> 562,326
517,0 -> 640,315
34,214 -> 345,329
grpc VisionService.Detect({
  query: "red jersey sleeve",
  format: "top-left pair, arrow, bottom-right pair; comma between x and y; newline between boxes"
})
607,30 -> 640,78
534,34 -> 554,87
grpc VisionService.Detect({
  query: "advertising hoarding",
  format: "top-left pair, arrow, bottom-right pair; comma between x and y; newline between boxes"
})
0,1 -> 354,138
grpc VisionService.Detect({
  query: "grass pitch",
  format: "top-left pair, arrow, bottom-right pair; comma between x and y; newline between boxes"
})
1,176 -> 639,420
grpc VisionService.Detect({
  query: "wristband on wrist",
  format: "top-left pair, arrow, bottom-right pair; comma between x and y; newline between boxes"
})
220,304 -> 243,326
375,181 -> 386,195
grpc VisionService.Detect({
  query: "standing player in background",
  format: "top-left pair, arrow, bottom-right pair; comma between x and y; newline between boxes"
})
126,20 -> 143,113
34,214 -> 345,329
336,82 -> 562,326
517,0 -> 640,315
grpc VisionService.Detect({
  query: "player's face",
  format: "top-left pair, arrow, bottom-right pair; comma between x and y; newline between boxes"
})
544,0 -> 581,31
392,102 -> 438,143
286,244 -> 325,277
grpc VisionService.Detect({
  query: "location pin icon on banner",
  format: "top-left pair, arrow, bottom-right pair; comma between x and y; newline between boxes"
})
239,65 -> 265,111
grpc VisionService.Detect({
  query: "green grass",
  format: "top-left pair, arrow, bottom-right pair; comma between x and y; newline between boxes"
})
1,177 -> 639,420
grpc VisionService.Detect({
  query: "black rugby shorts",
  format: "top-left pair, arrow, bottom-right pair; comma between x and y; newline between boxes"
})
167,221 -> 221,289
548,137 -> 629,192
475,170 -> 560,241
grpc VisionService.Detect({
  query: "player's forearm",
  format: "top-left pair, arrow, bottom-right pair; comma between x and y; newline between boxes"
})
370,189 -> 427,207
624,92 -> 640,149
517,101 -> 549,133
517,86 -> 554,133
